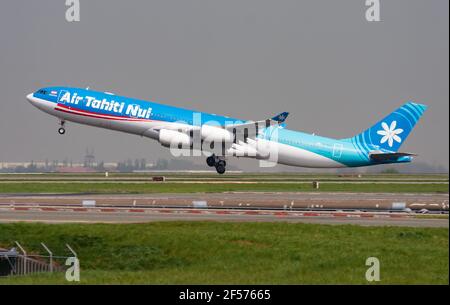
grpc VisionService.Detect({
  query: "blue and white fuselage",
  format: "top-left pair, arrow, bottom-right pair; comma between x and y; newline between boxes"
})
27,87 -> 427,174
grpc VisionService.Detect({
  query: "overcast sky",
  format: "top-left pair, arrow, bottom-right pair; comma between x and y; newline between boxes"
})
0,0 -> 448,170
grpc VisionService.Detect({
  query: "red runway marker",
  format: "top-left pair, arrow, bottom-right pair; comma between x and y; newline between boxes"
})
303,212 -> 320,217
333,213 -> 349,217
14,207 -> 29,211
128,209 -> 145,213
188,210 -> 202,214
244,211 -> 259,215
158,209 -> 173,213
215,210 -> 231,215
275,212 -> 288,217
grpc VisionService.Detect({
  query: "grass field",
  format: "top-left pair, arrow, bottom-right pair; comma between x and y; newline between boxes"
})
0,222 -> 448,284
0,182 -> 447,194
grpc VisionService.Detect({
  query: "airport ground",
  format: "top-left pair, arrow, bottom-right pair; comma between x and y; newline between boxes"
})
0,221 -> 448,284
0,173 -> 448,284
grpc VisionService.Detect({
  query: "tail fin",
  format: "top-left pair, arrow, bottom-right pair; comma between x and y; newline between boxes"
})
344,102 -> 427,153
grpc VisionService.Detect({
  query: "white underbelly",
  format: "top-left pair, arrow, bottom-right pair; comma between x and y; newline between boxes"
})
257,139 -> 345,168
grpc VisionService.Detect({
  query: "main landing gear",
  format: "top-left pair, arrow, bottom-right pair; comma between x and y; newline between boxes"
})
206,154 -> 226,174
58,120 -> 66,135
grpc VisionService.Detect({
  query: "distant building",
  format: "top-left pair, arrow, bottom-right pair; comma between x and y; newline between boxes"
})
56,166 -> 97,173
0,161 -> 46,169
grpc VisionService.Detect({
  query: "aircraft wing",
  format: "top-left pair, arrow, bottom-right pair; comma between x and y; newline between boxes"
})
142,112 -> 289,149
369,152 -> 417,162
223,112 -> 289,139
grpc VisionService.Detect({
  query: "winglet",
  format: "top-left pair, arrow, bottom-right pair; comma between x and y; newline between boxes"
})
271,112 -> 289,123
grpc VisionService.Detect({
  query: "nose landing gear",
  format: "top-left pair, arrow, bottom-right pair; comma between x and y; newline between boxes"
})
206,154 -> 227,174
58,120 -> 66,135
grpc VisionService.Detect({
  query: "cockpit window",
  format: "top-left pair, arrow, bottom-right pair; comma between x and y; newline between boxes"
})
37,89 -> 47,95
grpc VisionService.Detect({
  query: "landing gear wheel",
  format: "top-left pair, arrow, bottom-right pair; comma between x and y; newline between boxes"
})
218,160 -> 226,167
207,155 -> 227,174
58,119 -> 66,135
215,164 -> 226,174
206,155 -> 215,167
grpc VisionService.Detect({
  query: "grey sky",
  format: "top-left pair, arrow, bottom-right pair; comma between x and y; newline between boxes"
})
0,0 -> 448,170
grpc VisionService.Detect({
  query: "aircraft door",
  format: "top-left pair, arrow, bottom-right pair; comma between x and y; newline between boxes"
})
332,143 -> 343,159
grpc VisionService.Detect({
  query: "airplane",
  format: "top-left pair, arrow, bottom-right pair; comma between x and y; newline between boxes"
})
27,87 -> 427,174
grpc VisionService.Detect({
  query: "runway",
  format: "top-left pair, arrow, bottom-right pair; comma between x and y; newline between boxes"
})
1,192 -> 448,211
0,192 -> 447,227
0,204 -> 447,227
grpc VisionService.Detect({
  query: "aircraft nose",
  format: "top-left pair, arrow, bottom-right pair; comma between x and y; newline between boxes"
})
26,93 -> 35,104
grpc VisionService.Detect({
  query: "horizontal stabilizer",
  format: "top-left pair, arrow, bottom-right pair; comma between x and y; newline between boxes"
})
369,152 -> 417,162
271,112 -> 289,123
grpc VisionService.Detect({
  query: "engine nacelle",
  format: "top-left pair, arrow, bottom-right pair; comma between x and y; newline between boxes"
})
159,129 -> 191,148
201,125 -> 232,143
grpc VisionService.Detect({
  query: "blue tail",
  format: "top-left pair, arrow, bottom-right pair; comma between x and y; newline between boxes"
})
345,102 -> 428,153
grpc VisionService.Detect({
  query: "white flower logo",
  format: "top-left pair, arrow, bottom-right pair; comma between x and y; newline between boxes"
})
377,121 -> 403,147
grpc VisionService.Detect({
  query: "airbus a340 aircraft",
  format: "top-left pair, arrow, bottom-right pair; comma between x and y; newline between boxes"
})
27,87 -> 427,174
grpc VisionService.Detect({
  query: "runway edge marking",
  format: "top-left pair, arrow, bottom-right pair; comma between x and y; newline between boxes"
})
0,205 -> 418,219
